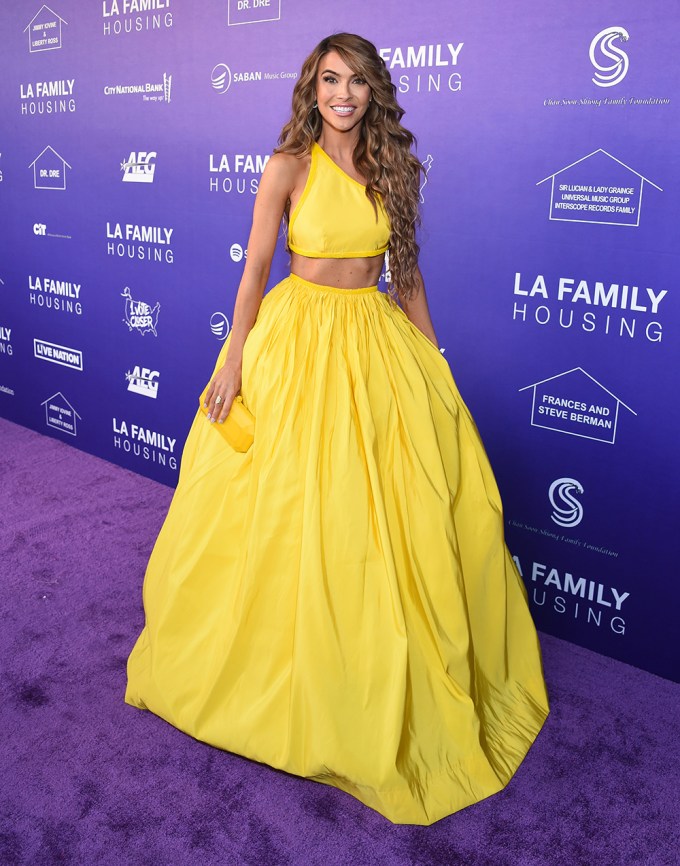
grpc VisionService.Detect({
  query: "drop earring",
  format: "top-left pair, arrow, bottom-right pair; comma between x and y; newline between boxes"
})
313,99 -> 318,109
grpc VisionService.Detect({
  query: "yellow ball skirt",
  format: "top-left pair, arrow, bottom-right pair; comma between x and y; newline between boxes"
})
125,274 -> 550,826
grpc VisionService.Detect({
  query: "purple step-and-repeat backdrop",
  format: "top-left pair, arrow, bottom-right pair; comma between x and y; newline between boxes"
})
1,2 -> 677,682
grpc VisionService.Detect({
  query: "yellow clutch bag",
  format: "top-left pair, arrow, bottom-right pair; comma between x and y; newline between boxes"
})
198,388 -> 255,453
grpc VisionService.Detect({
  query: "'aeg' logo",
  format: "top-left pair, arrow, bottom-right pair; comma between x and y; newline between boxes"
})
126,365 -> 160,398
121,151 -> 157,183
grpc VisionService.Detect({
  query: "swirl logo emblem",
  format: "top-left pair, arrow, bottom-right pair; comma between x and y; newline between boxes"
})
589,27 -> 630,88
211,63 -> 232,94
549,478 -> 584,528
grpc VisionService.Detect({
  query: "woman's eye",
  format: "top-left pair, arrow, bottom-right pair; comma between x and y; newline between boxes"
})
323,76 -> 336,84
353,78 -> 366,85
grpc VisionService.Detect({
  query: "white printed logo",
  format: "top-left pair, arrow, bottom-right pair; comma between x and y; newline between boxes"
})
211,64 -> 232,93
0,326 -> 12,357
103,73 -> 172,103
230,243 -> 245,262
122,287 -> 160,336
42,391 -> 80,435
31,221 -> 71,240
102,0 -> 174,37
549,478 -> 584,527
33,338 -> 83,370
590,27 -> 629,88
420,154 -> 433,203
29,145 -> 71,190
227,0 -> 282,27
113,418 -> 178,470
126,365 -> 159,398
25,5 -> 67,52
210,312 -> 229,340
121,151 -> 156,183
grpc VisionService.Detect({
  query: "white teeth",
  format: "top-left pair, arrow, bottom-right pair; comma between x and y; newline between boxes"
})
332,106 -> 354,114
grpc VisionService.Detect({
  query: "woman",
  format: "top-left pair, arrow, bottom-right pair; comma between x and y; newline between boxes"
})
125,33 -> 550,826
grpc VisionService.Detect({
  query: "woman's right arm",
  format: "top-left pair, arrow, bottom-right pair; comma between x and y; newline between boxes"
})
205,153 -> 298,424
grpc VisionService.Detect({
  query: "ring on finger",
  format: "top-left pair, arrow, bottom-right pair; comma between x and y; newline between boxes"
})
215,395 -> 223,405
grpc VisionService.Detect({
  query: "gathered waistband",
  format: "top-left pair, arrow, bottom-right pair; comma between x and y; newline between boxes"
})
288,273 -> 378,295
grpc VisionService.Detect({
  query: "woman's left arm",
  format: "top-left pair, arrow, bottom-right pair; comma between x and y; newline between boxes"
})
399,266 -> 440,349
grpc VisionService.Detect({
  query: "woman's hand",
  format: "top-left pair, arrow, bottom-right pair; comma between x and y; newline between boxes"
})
204,361 -> 242,424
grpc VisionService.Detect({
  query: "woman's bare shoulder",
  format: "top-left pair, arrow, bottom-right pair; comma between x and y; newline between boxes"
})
265,150 -> 310,185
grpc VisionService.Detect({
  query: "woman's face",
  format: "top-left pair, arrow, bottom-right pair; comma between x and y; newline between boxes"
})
314,50 -> 372,133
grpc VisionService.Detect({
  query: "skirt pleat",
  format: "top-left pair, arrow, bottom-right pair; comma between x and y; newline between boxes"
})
125,274 -> 550,825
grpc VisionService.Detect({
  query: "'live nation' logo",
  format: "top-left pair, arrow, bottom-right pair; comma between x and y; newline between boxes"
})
34,338 -> 83,370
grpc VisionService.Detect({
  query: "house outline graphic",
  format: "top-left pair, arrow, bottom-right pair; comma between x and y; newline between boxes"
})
519,366 -> 636,445
29,145 -> 72,190
24,5 -> 68,53
536,149 -> 662,228
41,391 -> 81,436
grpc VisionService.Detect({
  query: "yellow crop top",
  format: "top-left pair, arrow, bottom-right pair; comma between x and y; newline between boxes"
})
287,141 -> 391,259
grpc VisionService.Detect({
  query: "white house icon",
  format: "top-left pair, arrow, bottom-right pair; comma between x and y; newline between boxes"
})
536,149 -> 662,227
519,366 -> 636,445
24,5 -> 68,53
41,391 -> 81,436
29,145 -> 72,191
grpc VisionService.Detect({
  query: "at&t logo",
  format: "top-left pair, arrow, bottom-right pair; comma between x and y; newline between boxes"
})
210,312 -> 229,340
211,64 -> 232,94
549,478 -> 584,528
589,27 -> 629,88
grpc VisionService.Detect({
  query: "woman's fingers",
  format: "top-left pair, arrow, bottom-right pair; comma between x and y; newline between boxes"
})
205,365 -> 241,422
209,388 -> 227,422
207,387 -> 227,421
214,394 -> 234,425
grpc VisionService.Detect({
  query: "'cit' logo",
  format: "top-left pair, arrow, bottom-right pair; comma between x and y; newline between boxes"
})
211,64 -> 232,94
549,478 -> 584,528
589,27 -> 629,88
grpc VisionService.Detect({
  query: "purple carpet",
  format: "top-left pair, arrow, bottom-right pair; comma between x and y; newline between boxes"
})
1,417 -> 678,866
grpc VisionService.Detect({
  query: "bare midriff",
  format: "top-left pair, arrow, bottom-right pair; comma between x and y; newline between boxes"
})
290,251 -> 385,290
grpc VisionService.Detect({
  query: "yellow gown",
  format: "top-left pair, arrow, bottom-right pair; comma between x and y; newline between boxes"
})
125,143 -> 550,826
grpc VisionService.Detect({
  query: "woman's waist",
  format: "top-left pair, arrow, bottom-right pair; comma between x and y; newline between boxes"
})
290,252 -> 384,292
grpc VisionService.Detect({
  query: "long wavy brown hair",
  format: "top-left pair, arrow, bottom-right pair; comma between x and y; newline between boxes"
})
275,33 -> 424,302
